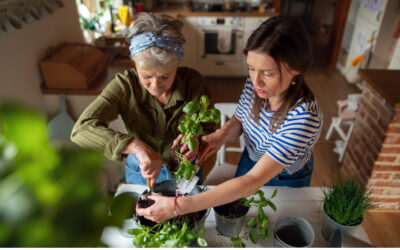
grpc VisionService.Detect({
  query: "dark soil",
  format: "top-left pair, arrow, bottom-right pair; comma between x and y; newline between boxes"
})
167,143 -> 181,172
137,198 -> 155,209
276,225 -> 308,247
135,192 -> 207,232
213,198 -> 249,218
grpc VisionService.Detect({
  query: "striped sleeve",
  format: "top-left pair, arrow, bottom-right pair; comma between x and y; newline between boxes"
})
266,102 -> 322,170
234,77 -> 253,121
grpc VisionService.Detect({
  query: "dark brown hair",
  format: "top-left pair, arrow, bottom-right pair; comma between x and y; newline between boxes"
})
243,16 -> 314,133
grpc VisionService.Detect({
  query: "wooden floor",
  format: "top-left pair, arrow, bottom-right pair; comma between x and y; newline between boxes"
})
203,34 -> 400,247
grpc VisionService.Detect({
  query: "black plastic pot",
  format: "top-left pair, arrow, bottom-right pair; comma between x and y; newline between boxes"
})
134,180 -> 210,245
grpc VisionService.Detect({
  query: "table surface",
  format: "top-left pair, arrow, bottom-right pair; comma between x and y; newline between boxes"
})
101,184 -> 371,247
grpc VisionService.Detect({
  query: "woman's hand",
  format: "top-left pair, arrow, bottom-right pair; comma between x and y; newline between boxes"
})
123,138 -> 164,187
136,195 -> 175,223
196,129 -> 227,165
172,134 -> 199,162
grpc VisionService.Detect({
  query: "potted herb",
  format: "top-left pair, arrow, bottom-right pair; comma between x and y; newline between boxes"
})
170,95 -> 220,185
214,189 -> 277,247
321,177 -> 375,241
128,180 -> 209,247
128,216 -> 207,247
124,95 -> 219,248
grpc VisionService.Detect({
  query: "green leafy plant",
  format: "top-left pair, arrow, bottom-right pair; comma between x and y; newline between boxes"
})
322,178 -> 375,226
0,103 -> 120,247
245,189 -> 277,245
174,95 -> 220,183
219,189 -> 277,247
128,216 -> 207,247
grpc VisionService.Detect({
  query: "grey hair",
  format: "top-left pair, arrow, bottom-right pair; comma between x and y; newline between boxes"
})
127,13 -> 185,69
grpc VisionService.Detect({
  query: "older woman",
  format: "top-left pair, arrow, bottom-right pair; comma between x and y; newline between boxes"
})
137,16 -> 323,222
71,13 -> 210,187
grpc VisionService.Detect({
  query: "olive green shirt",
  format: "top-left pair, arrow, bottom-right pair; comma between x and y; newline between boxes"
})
71,67 -> 210,163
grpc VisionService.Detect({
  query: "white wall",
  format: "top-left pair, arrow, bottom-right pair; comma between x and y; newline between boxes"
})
0,1 -> 84,112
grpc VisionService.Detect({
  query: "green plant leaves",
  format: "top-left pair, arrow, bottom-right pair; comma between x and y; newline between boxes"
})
0,103 -> 113,247
197,237 -> 207,247
322,178 -> 374,226
183,101 -> 200,114
129,218 -> 207,248
187,137 -> 196,152
271,189 -> 278,198
231,236 -> 246,248
200,95 -> 210,109
243,188 -> 278,246
249,230 -> 258,244
174,95 -> 220,184
247,218 -> 257,228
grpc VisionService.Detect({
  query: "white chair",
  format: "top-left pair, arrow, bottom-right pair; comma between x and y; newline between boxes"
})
325,94 -> 361,162
203,103 -> 245,185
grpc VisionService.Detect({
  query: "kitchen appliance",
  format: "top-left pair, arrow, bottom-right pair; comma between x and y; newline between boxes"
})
196,16 -> 246,76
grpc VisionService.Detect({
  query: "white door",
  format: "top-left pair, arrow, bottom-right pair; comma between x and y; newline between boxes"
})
357,0 -> 388,27
344,17 -> 380,70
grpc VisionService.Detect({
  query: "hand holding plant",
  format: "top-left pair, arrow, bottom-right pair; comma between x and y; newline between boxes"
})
173,95 -> 220,183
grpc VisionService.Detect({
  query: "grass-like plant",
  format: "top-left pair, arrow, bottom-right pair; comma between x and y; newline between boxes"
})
322,178 -> 375,226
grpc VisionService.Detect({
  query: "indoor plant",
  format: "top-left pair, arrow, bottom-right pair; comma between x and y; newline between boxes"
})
0,102 -> 121,247
171,95 -> 220,185
321,177 -> 375,241
128,180 -> 209,247
214,189 -> 277,247
125,95 -> 219,247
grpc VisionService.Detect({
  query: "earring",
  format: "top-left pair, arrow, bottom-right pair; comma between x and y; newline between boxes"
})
291,76 -> 296,85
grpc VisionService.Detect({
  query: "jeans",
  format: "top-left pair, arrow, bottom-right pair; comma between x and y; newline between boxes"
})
234,148 -> 314,187
125,154 -> 203,185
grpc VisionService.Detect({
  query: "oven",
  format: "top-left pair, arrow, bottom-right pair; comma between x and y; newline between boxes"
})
196,16 -> 247,76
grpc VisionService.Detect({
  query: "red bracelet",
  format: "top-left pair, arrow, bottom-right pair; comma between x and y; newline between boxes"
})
173,194 -> 182,217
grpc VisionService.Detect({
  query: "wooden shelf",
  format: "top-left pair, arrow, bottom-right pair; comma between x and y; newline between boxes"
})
41,58 -> 133,95
152,3 -> 280,18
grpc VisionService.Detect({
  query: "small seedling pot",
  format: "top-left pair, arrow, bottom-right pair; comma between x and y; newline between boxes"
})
273,216 -> 314,248
321,206 -> 362,242
213,198 -> 250,237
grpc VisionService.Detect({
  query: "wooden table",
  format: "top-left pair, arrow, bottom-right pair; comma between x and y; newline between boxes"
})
101,184 -> 371,247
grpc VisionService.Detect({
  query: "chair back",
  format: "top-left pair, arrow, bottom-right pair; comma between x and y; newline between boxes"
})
214,103 -> 245,166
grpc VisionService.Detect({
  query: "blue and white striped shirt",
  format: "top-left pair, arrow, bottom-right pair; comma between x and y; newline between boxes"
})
234,77 -> 323,174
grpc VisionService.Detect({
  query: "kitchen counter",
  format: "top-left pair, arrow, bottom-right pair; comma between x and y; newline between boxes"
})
100,184 -> 371,247
358,69 -> 400,107
152,3 -> 280,18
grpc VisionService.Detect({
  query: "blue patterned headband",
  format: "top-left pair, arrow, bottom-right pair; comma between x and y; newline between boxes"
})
129,32 -> 184,60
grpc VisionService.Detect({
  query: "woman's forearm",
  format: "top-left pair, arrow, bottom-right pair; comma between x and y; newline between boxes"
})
177,154 -> 284,215
218,115 -> 243,143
